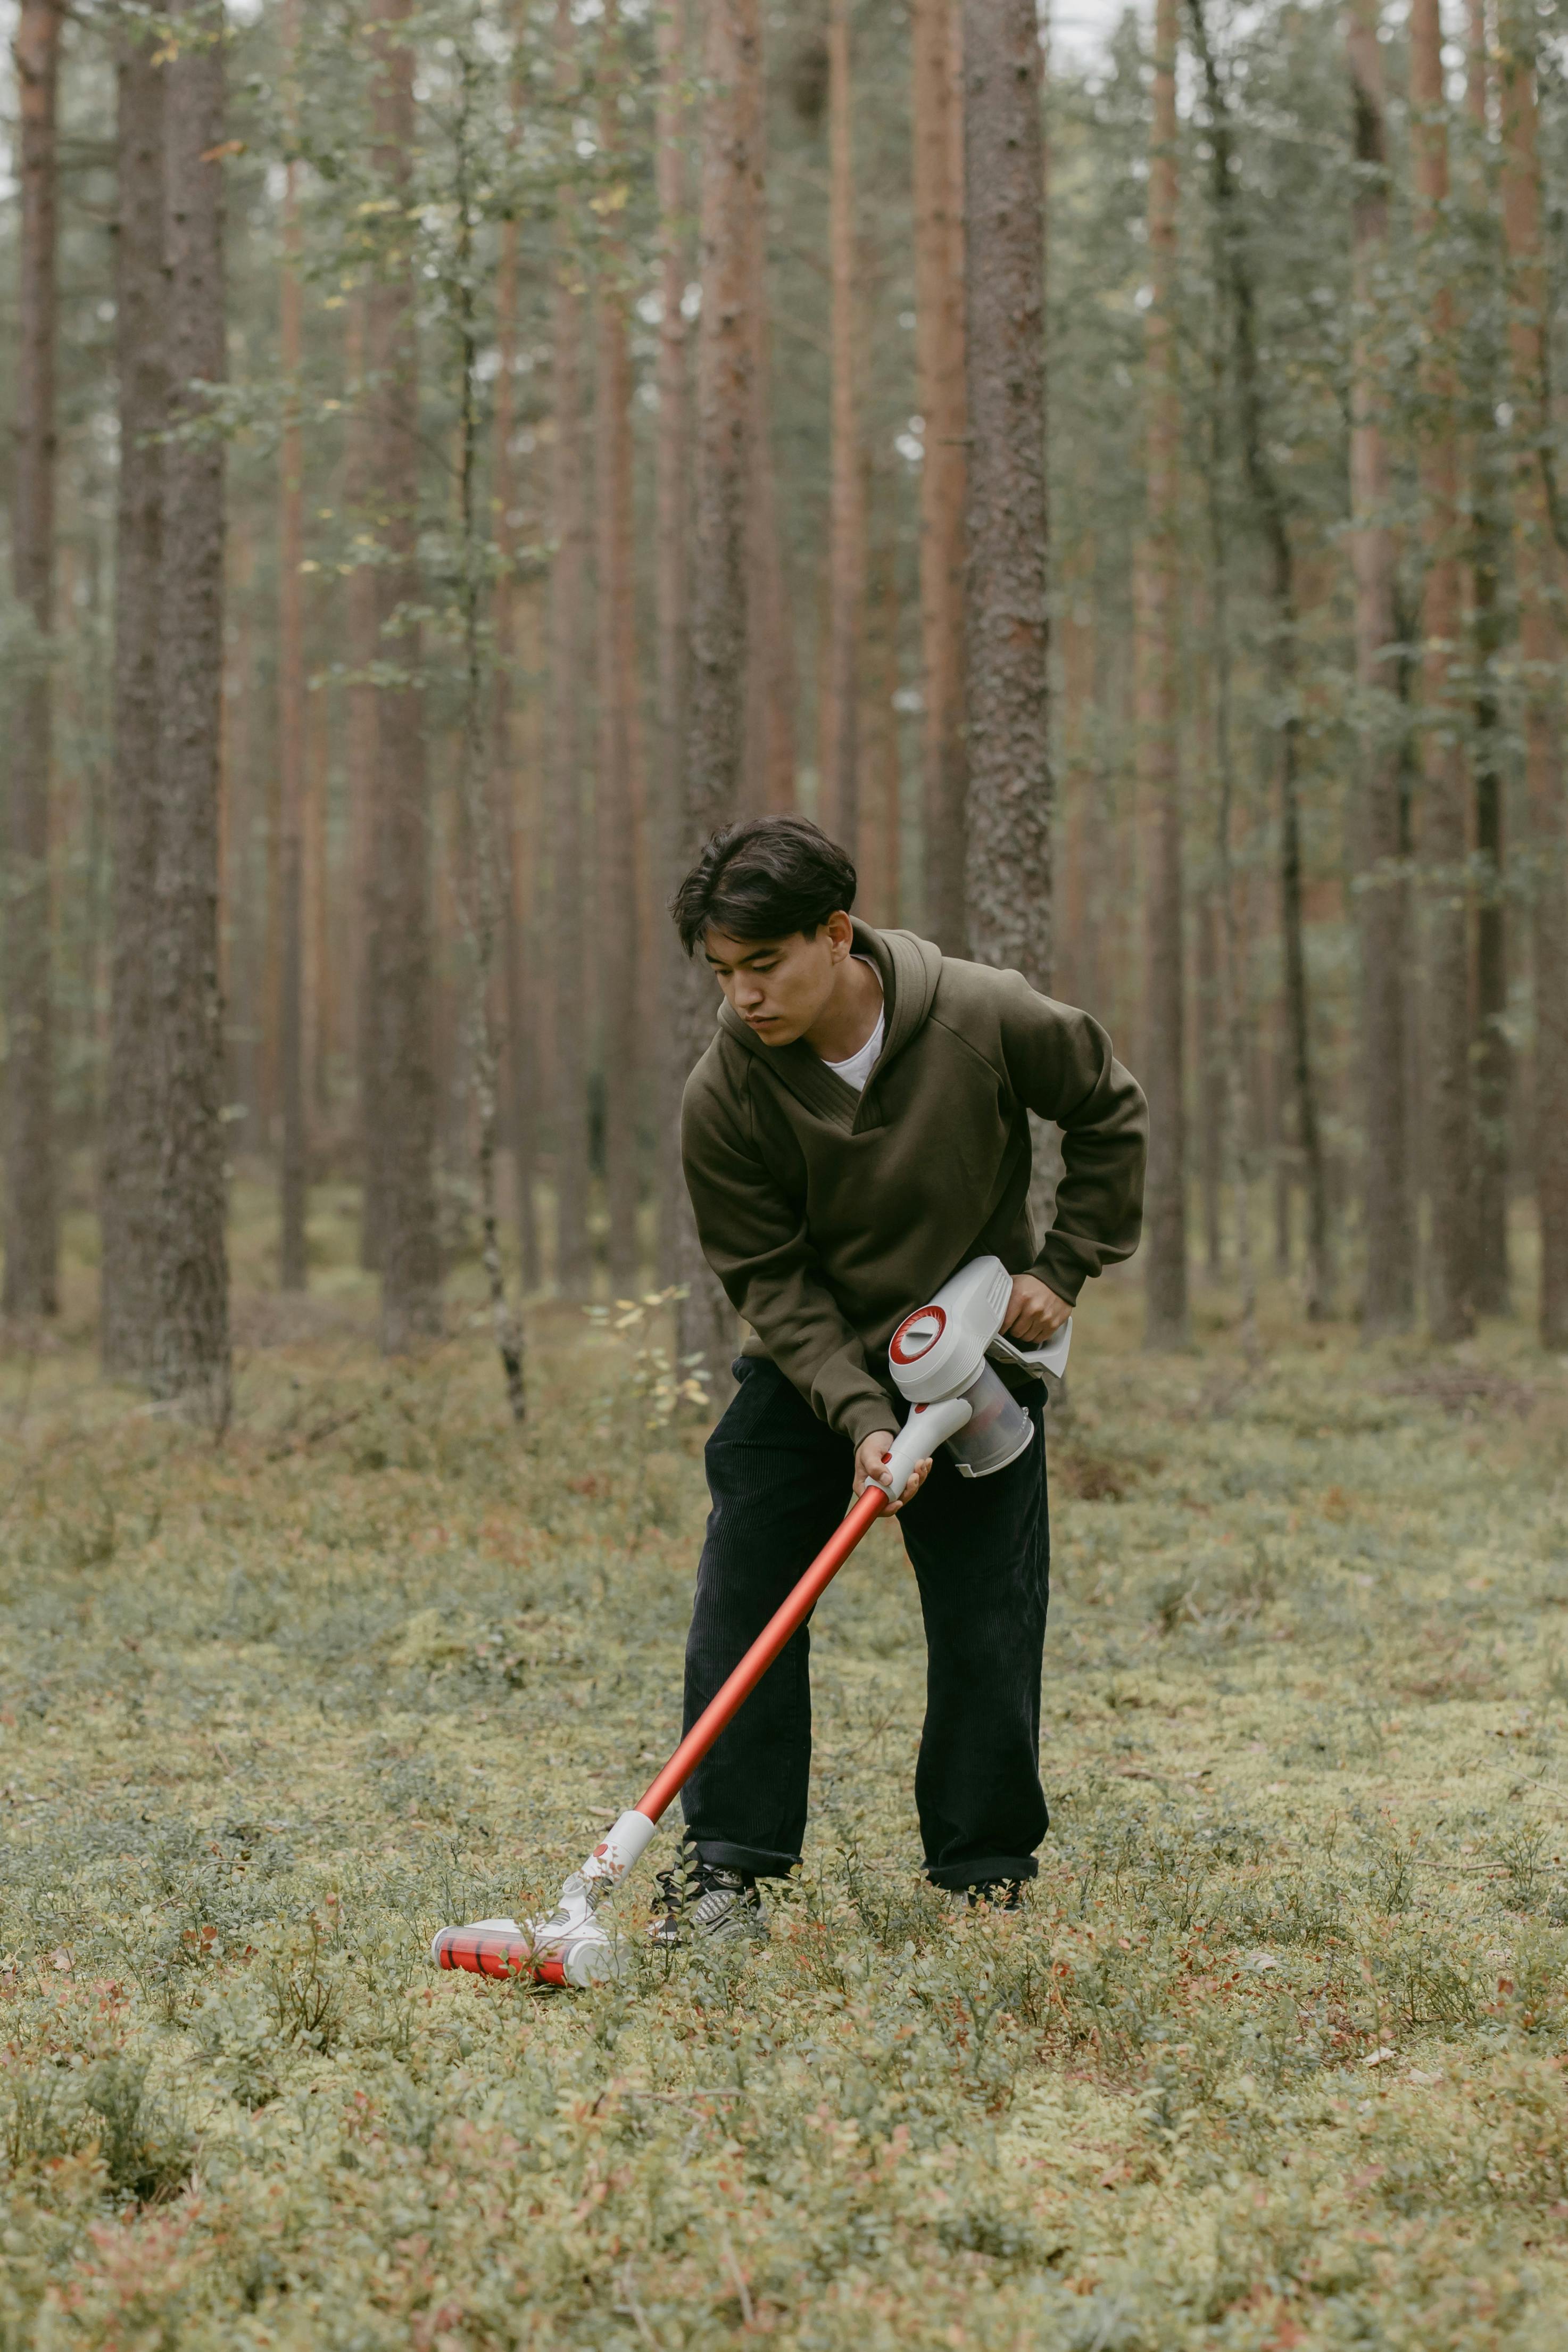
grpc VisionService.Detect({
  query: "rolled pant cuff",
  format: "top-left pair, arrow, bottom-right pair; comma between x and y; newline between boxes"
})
693,1837 -> 801,1881
925,1853 -> 1040,1893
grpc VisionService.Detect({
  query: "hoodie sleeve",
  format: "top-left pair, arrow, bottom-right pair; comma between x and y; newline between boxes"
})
994,973 -> 1148,1304
681,1063 -> 900,1448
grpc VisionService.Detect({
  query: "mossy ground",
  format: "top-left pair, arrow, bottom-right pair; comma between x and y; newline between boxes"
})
3,1187 -> 1567,2347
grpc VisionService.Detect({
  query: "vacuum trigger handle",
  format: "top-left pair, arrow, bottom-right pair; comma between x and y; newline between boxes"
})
875,1392 -> 974,1500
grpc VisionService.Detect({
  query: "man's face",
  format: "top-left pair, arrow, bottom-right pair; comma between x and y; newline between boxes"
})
703,914 -> 850,1045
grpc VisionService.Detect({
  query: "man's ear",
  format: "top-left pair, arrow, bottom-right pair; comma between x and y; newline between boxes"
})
823,908 -> 854,959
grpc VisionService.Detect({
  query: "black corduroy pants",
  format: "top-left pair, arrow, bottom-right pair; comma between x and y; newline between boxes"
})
679,1355 -> 1050,1890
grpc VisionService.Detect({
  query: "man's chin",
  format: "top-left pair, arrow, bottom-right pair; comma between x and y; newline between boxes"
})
745,1018 -> 799,1044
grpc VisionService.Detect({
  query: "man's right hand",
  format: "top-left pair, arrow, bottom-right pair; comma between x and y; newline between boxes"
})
852,1430 -> 932,1513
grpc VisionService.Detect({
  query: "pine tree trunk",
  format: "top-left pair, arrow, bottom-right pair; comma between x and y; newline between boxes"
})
913,0 -> 968,955
547,0 -> 594,1298
451,58 -> 525,1425
1471,525 -> 1511,1310
961,0 -> 1051,988
1498,3 -> 1568,1347
676,0 -> 765,1392
1196,893 -> 1224,1276
102,31 -> 165,1375
1466,0 -> 1511,1315
822,0 -> 863,850
1347,0 -> 1415,1334
1200,45 -> 1256,1353
655,0 -> 693,1289
861,506 -> 902,925
227,529 -> 262,1158
308,642 -> 332,1122
366,0 -> 441,1349
4,0 -> 63,1319
491,132 -> 542,1297
1189,0 -> 1330,1318
743,135 -> 797,821
277,0 -> 307,1291
596,0 -> 643,1296
346,294 -> 384,1272
1140,0 -> 1188,1351
152,0 -> 230,1418
1410,0 -> 1474,1340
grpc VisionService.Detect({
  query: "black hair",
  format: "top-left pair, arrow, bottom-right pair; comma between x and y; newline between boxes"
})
670,814 -> 857,956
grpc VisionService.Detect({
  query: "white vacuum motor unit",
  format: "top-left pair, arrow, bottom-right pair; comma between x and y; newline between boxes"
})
887,1255 -> 1071,1479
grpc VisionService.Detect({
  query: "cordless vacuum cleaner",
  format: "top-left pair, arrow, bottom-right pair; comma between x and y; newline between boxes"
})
430,1255 -> 1069,1987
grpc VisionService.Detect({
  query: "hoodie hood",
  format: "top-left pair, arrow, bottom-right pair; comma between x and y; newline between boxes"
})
716,922 -> 945,1131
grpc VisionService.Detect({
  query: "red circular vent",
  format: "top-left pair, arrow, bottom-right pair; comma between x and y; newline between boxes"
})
890,1305 -> 945,1365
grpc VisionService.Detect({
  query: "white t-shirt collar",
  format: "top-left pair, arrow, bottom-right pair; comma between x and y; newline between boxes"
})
819,957 -> 885,1094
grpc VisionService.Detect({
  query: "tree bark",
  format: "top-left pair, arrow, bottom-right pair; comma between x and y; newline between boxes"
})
345,293 -> 383,1272
961,0 -> 1051,989
277,0 -> 307,1291
596,0 -> 643,1296
1196,893 -> 1224,1277
677,0 -> 765,1392
1200,40 -> 1256,1356
654,0 -> 693,1288
452,39 -> 525,1422
1346,0 -> 1415,1334
822,0 -> 863,850
547,0 -> 594,1297
1498,2 -> 1568,1346
1188,0 -> 1331,1318
861,501 -> 902,925
5,0 -> 63,1319
103,29 -> 165,1373
743,127 -> 796,821
1139,0 -> 1189,1350
1466,0 -> 1510,1314
491,79 -> 542,1297
226,526 -> 262,1155
308,628 -> 332,1123
1410,0 -> 1474,1340
912,0 -> 968,955
366,0 -> 441,1349
151,0 -> 230,1418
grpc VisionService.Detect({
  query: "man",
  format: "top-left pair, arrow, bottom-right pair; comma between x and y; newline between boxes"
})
656,814 -> 1146,1942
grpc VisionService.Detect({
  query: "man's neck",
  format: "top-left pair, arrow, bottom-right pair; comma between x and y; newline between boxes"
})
802,952 -> 883,1064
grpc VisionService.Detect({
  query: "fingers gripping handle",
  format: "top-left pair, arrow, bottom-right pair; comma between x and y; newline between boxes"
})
877,1392 -> 974,1498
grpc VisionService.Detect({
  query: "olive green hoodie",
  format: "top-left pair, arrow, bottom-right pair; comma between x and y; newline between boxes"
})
680,921 -> 1147,1447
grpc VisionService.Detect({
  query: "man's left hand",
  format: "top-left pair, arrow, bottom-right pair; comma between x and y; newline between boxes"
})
1001,1274 -> 1072,1345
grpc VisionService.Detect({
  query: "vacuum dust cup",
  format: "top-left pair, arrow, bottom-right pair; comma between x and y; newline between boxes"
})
943,1359 -> 1034,1478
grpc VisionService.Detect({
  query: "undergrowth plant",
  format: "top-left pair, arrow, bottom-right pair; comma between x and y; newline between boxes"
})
0,1222 -> 1565,2345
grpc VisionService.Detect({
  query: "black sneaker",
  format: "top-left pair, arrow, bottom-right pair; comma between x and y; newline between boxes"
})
965,1878 -> 1025,1913
649,1854 -> 767,1948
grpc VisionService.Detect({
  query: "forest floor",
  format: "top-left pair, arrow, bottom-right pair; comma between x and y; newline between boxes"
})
2,1191 -> 1567,2348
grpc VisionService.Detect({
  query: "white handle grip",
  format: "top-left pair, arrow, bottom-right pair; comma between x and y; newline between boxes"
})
876,1392 -> 973,1500
990,1315 -> 1072,1380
